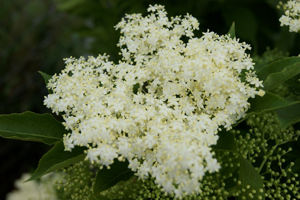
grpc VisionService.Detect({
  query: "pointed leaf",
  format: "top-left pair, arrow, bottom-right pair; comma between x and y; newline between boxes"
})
257,57 -> 300,80
228,22 -> 236,38
0,111 -> 65,145
263,62 -> 300,90
238,157 -> 264,199
276,102 -> 300,128
94,161 -> 133,194
30,141 -> 85,180
38,71 -> 52,85
248,92 -> 298,114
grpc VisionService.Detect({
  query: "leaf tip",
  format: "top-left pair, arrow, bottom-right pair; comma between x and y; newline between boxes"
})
228,22 -> 236,38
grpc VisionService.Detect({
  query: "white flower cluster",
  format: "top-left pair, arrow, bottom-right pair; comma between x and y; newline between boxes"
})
6,173 -> 59,200
44,5 -> 263,197
279,0 -> 300,32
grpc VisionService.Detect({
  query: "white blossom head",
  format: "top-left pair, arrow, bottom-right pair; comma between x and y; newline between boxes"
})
44,4 -> 264,197
279,0 -> 300,32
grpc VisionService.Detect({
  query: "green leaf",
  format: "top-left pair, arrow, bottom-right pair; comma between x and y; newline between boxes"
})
228,22 -> 236,38
38,71 -> 52,85
238,157 -> 264,199
0,111 -> 65,145
29,141 -> 85,180
248,92 -> 298,114
263,62 -> 300,91
257,57 -> 300,81
94,161 -> 133,194
213,130 -> 236,152
276,102 -> 300,128
248,92 -> 300,128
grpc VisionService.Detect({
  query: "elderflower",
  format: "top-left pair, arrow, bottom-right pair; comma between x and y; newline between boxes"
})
6,173 -> 60,200
44,4 -> 263,197
279,0 -> 300,32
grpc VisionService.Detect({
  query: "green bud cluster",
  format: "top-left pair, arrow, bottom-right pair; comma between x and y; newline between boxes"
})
97,177 -> 148,200
239,112 -> 300,200
55,161 -> 96,200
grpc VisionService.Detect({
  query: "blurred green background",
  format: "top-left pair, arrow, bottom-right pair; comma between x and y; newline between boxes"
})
0,0 -> 299,199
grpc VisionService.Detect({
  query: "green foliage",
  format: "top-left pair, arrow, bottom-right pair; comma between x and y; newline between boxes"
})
0,111 -> 65,145
276,102 -> 300,128
257,56 -> 299,79
248,92 -> 297,114
263,60 -> 300,91
257,57 -> 300,89
93,161 -> 133,195
228,22 -> 236,38
213,130 -> 236,152
253,48 -> 289,71
248,55 -> 300,128
238,158 -> 264,199
38,71 -> 52,86
30,141 -> 85,180
97,177 -> 151,200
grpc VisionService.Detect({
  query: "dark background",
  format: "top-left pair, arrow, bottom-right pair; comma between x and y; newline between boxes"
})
0,0 -> 299,199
